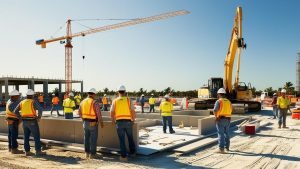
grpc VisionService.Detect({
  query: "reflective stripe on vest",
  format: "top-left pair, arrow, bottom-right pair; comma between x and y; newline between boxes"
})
216,98 -> 232,117
52,97 -> 59,104
114,97 -> 132,120
6,100 -> 18,119
160,101 -> 173,116
81,98 -> 96,119
63,98 -> 75,113
20,99 -> 37,118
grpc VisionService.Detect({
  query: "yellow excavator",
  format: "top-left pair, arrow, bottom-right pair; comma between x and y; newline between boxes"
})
190,6 -> 261,112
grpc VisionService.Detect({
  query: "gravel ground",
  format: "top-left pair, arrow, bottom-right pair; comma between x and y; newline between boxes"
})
0,110 -> 300,169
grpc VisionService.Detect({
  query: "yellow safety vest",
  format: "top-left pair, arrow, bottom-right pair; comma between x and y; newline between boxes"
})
277,96 -> 289,109
102,97 -> 108,104
114,97 -> 132,121
20,99 -> 37,118
6,100 -> 18,119
149,97 -> 156,105
81,98 -> 96,119
216,98 -> 232,118
160,101 -> 173,116
63,98 -> 75,113
74,95 -> 82,105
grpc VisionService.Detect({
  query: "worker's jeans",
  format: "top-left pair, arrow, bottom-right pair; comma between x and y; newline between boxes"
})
8,120 -> 19,149
83,121 -> 98,155
50,104 -> 60,115
116,120 -> 136,158
216,118 -> 230,149
65,112 -> 73,119
273,105 -> 278,118
141,103 -> 145,113
102,104 -> 108,111
23,120 -> 41,152
149,105 -> 155,113
278,108 -> 287,127
162,116 -> 174,133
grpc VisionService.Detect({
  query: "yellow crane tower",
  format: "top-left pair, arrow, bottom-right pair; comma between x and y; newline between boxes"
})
36,10 -> 189,92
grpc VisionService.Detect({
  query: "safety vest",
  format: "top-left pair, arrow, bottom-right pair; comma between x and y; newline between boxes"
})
63,98 -> 75,113
102,97 -> 108,104
215,98 -> 232,118
149,97 -> 156,105
277,96 -> 289,109
6,100 -> 18,119
52,96 -> 59,105
114,97 -> 132,120
81,98 -> 97,119
160,101 -> 173,116
20,99 -> 37,118
74,95 -> 82,105
38,95 -> 44,102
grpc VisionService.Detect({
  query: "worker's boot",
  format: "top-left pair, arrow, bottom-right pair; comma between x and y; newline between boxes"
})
25,151 -> 34,156
225,148 -> 230,152
170,130 -> 176,134
282,125 -> 289,129
11,148 -> 23,154
278,123 -> 281,129
119,156 -> 128,162
85,153 -> 90,159
8,148 -> 12,152
35,150 -> 46,156
215,148 -> 225,154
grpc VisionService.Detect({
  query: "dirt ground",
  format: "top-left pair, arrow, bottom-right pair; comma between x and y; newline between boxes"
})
0,110 -> 300,169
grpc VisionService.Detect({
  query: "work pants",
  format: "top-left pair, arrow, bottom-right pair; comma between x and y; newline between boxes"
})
216,118 -> 230,150
65,112 -> 74,119
50,104 -> 60,116
141,103 -> 145,113
23,120 -> 41,152
162,116 -> 174,133
83,121 -> 98,155
7,120 -> 19,150
102,104 -> 108,111
149,104 -> 155,113
116,120 -> 136,158
278,108 -> 288,127
273,105 -> 278,118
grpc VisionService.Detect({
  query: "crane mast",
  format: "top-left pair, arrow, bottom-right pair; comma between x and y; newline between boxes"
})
36,10 -> 190,92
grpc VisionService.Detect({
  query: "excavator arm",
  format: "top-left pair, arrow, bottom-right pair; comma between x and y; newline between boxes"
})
223,6 -> 246,94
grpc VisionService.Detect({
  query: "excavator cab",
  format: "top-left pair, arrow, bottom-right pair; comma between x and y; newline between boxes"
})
208,78 -> 224,98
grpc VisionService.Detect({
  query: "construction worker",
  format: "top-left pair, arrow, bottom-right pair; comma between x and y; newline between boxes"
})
110,85 -> 136,161
6,90 -> 22,154
149,94 -> 156,113
38,93 -> 44,108
79,88 -> 104,159
140,94 -> 145,113
63,92 -> 76,119
74,93 -> 82,109
14,89 -> 45,156
50,93 -> 61,116
213,88 -> 232,153
277,89 -> 290,129
102,94 -> 108,111
159,95 -> 175,134
272,93 -> 278,119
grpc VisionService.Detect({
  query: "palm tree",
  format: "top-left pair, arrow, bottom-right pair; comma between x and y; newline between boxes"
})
284,82 -> 295,94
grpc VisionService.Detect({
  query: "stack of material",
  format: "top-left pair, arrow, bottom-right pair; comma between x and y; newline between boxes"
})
232,104 -> 248,114
291,109 -> 300,119
238,117 -> 260,135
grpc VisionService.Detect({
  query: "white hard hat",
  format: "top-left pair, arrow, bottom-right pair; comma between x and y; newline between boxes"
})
104,94 -> 107,96
69,92 -> 74,97
52,93 -> 55,96
88,88 -> 97,94
118,85 -> 126,91
9,90 -> 20,96
217,88 -> 226,94
281,89 -> 286,93
273,93 -> 277,96
141,94 -> 144,97
164,95 -> 170,99
26,89 -> 35,95
151,93 -> 154,96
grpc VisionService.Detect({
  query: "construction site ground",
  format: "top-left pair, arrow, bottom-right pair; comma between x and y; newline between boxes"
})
0,108 -> 300,169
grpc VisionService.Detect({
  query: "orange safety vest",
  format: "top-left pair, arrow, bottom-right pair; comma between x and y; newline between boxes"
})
5,100 -> 18,119
215,98 -> 232,118
20,99 -> 37,118
52,96 -> 59,105
81,98 -> 97,119
38,95 -> 44,102
114,97 -> 132,120
102,97 -> 108,104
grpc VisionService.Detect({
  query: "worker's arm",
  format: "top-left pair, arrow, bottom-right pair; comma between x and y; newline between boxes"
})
71,100 -> 76,110
93,101 -> 104,128
130,100 -> 136,122
78,102 -> 83,119
33,100 -> 43,119
13,103 -> 22,119
110,100 -> 116,124
213,100 -> 220,118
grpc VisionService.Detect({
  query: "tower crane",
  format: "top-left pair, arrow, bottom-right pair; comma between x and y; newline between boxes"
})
36,10 -> 190,92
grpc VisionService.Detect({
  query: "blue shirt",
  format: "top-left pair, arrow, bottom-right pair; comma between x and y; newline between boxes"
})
140,97 -> 145,104
7,99 -> 21,113
213,100 -> 221,113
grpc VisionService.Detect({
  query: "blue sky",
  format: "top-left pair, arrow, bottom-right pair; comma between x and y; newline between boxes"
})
0,0 -> 300,93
